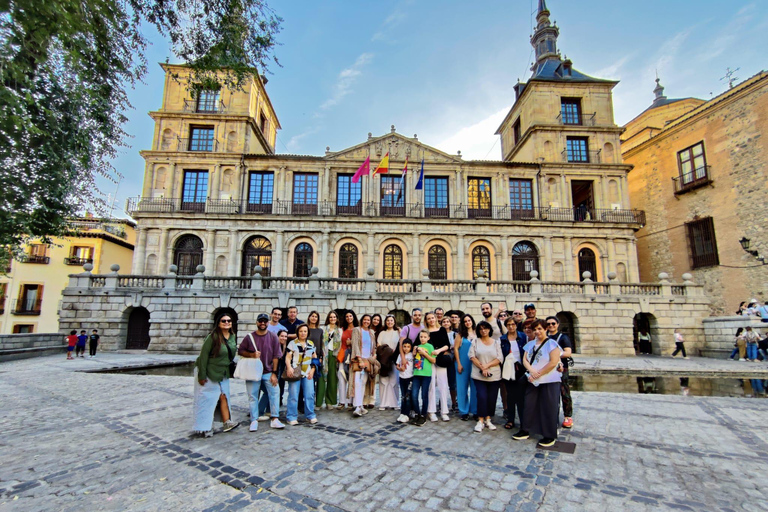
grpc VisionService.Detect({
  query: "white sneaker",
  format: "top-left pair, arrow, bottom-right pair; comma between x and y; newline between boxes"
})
249,421 -> 258,432
309,418 -> 318,424
474,421 -> 484,433
441,414 -> 450,422
270,418 -> 285,429
429,413 -> 438,422
740,358 -> 746,361
353,407 -> 363,417
485,418 -> 496,431
361,407 -> 369,415
288,420 -> 299,426
397,414 -> 409,423
379,407 -> 386,411
257,415 -> 270,421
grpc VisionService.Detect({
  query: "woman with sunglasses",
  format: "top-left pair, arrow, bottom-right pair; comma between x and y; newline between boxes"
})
514,319 -> 562,448
193,315 -> 239,437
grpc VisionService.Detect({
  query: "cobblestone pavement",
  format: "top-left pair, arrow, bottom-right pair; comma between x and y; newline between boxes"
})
573,355 -> 768,377
1,353 -> 767,511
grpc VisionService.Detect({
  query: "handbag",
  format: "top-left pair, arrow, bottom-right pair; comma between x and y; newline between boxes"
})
435,353 -> 452,368
233,334 -> 264,381
501,355 -> 516,381
226,342 -> 237,378
281,344 -> 305,382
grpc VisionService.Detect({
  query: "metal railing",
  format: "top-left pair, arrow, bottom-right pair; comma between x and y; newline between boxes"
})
183,99 -> 227,114
672,166 -> 712,194
12,298 -> 42,315
19,254 -> 49,264
126,197 -> 645,225
562,148 -> 601,164
556,112 -> 596,126
175,137 -> 219,152
67,221 -> 128,239
64,257 -> 93,266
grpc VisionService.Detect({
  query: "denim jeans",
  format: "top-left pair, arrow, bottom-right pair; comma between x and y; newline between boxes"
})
287,377 -> 316,421
246,372 -> 279,420
399,377 -> 412,416
410,375 -> 431,416
747,343 -> 758,360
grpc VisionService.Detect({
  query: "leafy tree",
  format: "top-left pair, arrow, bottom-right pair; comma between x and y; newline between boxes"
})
0,0 -> 281,265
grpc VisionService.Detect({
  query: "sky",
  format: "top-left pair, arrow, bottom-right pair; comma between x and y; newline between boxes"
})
105,0 -> 768,218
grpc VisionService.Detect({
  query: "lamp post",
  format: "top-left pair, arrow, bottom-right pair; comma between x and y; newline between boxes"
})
739,236 -> 766,264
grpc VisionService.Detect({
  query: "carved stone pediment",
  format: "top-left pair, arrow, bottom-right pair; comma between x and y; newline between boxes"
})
326,132 -> 462,166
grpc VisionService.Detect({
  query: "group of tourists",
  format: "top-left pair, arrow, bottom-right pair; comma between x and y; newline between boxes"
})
65,329 -> 100,359
728,326 -> 767,362
736,299 -> 768,321
192,302 -> 575,448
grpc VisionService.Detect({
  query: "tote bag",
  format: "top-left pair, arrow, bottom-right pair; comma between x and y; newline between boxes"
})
233,334 -> 264,381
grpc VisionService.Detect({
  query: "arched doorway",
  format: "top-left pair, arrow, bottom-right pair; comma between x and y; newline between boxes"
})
242,236 -> 272,277
174,235 -> 204,276
293,242 -> 313,277
511,241 -> 540,280
556,312 -> 579,353
213,308 -> 239,334
126,307 -> 151,350
577,248 -> 597,280
633,313 -> 658,355
389,309 -> 411,329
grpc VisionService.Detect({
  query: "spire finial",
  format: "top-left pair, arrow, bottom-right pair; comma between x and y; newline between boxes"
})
652,75 -> 667,106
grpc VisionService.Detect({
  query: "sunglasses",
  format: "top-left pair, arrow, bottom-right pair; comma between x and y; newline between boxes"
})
546,322 -> 557,326
257,319 -> 268,323
220,319 -> 232,323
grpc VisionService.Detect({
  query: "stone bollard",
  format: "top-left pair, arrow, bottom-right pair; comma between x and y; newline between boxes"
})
581,271 -> 595,295
309,266 -> 320,290
529,270 -> 542,294
475,269 -> 488,294
192,264 -> 205,290
104,264 -> 120,289
365,267 -> 376,292
422,268 -> 433,293
164,264 -> 178,291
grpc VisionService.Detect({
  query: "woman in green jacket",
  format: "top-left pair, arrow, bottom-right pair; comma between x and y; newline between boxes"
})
193,314 -> 240,436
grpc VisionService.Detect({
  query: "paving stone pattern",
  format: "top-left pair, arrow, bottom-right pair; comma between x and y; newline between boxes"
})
0,354 -> 766,511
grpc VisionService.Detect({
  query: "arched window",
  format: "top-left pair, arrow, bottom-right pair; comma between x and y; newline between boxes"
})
293,243 -> 313,277
428,245 -> 447,280
242,236 -> 272,277
578,248 -> 597,280
383,244 -> 403,280
174,235 -> 204,276
511,241 -> 539,280
472,246 -> 491,279
339,243 -> 358,278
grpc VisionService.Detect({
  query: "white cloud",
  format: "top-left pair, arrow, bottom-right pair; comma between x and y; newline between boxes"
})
319,53 -> 374,111
434,107 -> 509,161
371,0 -> 413,42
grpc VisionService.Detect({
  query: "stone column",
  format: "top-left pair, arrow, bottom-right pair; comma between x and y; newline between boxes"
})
211,164 -> 221,200
500,237 -> 510,280
167,163 -> 176,198
564,236 -> 574,281
628,239 -> 640,282
367,233 -> 375,275
158,227 -> 170,274
543,235 -> 553,281
204,229 -> 216,272
132,227 -> 147,274
411,233 -> 420,280
620,174 -> 630,208
606,236 -> 616,279
560,174 -> 569,208
600,175 -> 610,209
320,230 -> 330,277
457,234 -> 465,280
143,163 -> 154,197
275,230 -> 285,276
173,165 -> 184,202
228,229 -> 239,276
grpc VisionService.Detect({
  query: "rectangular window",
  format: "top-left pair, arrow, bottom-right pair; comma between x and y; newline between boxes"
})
15,284 -> 42,315
566,137 -> 589,162
196,90 -> 220,112
0,283 -> 6,314
380,175 -> 404,215
247,172 -> 274,213
424,177 -> 449,218
678,142 -> 709,186
560,98 -> 582,125
13,324 -> 34,334
181,170 -> 208,212
292,173 -> 318,215
467,177 -> 492,218
189,126 -> 215,151
512,118 -> 521,144
336,174 -> 362,215
509,179 -> 534,219
66,246 -> 93,265
686,217 -> 719,269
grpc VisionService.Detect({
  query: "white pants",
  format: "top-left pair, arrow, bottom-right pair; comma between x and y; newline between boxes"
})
378,373 -> 400,408
353,371 -> 368,407
337,366 -> 349,405
428,365 -> 450,415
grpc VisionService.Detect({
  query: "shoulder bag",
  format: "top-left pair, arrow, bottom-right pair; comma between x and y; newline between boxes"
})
234,334 -> 264,381
281,344 -> 304,382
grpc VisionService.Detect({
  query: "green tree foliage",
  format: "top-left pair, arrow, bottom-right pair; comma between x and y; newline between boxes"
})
0,0 -> 281,260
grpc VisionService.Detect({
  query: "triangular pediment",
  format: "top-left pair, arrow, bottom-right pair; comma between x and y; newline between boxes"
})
326,131 -> 463,165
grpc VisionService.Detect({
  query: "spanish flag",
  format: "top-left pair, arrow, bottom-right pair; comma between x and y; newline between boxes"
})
372,153 -> 389,175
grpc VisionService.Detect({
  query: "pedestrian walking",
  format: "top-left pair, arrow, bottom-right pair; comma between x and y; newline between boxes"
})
66,330 -> 77,360
88,329 -> 100,358
75,330 -> 87,358
670,329 -> 689,359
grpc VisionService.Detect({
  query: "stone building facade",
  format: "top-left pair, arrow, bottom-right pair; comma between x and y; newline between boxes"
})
622,72 -> 768,315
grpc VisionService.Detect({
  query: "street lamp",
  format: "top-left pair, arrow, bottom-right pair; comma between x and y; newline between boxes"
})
740,236 -> 766,264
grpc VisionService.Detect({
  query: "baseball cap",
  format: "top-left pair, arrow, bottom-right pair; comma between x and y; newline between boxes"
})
257,313 -> 269,322
524,303 -> 536,310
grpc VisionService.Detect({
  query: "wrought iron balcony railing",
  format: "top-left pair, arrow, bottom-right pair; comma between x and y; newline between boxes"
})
556,112 -> 597,126
18,254 -> 50,264
65,257 -> 94,266
672,166 -> 713,194
562,148 -> 602,164
126,197 -> 646,225
12,298 -> 42,315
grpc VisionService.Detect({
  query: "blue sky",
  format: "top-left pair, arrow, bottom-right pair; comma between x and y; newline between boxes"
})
106,0 -> 768,217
